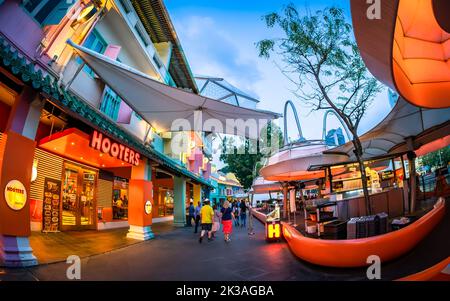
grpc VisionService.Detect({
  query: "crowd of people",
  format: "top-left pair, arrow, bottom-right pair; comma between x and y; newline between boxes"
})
187,198 -> 255,243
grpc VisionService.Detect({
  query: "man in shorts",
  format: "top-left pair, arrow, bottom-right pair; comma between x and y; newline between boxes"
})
199,199 -> 214,243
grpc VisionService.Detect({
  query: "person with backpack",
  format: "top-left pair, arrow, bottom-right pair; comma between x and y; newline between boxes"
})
240,199 -> 248,228
233,200 -> 241,227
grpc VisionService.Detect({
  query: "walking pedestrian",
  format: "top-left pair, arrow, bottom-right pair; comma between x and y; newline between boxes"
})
211,204 -> 221,238
240,199 -> 247,228
247,201 -> 255,235
194,201 -> 201,233
199,199 -> 214,243
187,200 -> 195,227
221,200 -> 234,242
233,200 -> 241,227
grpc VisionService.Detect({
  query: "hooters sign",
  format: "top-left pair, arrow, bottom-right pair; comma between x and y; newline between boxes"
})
90,130 -> 141,166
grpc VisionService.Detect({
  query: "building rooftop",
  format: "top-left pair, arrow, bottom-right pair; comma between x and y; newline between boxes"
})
131,0 -> 198,93
196,75 -> 259,109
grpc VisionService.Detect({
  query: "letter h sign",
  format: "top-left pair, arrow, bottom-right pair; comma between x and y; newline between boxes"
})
266,221 -> 281,241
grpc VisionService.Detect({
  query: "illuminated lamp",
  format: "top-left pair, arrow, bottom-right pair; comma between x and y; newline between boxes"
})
31,159 -> 38,182
71,4 -> 98,27
265,221 -> 282,242
351,0 -> 450,108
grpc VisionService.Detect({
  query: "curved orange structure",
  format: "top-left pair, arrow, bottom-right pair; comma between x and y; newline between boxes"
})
282,198 -> 446,268
351,0 -> 450,109
397,256 -> 450,281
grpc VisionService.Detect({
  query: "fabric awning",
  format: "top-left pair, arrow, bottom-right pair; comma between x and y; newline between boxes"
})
259,143 -> 349,181
251,177 -> 282,194
67,41 -> 281,139
324,97 -> 450,160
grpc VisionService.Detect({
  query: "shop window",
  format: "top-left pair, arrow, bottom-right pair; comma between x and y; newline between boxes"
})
22,0 -> 74,26
157,190 -> 174,217
99,86 -> 121,121
113,177 -> 128,220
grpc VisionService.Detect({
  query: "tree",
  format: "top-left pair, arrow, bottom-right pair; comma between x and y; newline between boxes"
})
420,146 -> 450,172
257,5 -> 382,215
220,122 -> 283,189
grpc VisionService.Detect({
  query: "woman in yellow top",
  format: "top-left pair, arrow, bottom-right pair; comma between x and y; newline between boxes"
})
199,199 -> 214,243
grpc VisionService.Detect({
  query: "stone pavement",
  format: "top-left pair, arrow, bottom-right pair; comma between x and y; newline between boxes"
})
0,208 -> 448,281
29,222 -> 176,264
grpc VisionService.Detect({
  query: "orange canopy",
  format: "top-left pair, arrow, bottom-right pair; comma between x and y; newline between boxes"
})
351,0 -> 450,109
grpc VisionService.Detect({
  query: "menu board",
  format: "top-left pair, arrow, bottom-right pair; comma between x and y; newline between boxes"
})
42,178 -> 62,232
381,170 -> 394,180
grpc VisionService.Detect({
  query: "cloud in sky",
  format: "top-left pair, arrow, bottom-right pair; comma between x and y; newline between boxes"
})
173,15 -> 263,99
166,1 -> 392,151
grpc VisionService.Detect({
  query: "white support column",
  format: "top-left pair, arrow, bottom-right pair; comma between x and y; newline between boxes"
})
173,176 -> 187,227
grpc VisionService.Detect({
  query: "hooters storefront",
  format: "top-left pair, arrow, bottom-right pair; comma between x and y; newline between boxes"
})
29,128 -> 142,232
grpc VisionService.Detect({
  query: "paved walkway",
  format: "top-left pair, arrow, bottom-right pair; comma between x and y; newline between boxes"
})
0,208 -> 448,281
29,222 -> 176,264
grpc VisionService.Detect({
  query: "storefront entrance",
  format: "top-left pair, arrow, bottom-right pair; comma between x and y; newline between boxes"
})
61,163 -> 98,230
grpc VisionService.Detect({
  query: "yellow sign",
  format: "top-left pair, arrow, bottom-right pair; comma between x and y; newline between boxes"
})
4,180 -> 27,211
145,200 -> 152,215
266,222 -> 281,240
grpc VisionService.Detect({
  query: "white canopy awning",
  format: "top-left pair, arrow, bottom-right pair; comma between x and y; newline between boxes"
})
68,41 -> 281,139
250,176 -> 282,194
259,142 -> 349,181
324,97 -> 450,160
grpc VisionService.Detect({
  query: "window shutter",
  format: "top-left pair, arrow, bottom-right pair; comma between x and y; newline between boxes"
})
41,0 -> 74,26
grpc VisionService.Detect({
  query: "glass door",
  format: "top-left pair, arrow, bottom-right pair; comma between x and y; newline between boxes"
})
62,166 -> 78,229
61,163 -> 97,231
80,170 -> 96,227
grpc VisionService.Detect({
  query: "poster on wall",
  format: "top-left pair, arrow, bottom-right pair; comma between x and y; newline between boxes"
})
42,178 -> 62,233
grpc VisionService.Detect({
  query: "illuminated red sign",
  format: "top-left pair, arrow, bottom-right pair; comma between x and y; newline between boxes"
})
90,130 -> 140,166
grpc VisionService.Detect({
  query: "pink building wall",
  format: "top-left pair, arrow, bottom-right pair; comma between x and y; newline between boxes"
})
0,1 -> 45,60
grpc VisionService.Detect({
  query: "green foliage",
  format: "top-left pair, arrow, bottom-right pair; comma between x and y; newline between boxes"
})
420,146 -> 450,171
219,122 -> 283,189
256,5 -> 382,132
256,4 -> 383,214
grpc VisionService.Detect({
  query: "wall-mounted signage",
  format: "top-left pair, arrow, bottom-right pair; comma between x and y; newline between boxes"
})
90,130 -> 140,166
4,180 -> 27,211
145,200 -> 152,215
42,178 -> 62,232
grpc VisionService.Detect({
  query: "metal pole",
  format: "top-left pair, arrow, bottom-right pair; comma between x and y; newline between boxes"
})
408,152 -> 417,213
293,188 -> 297,226
282,183 -> 288,220
287,189 -> 291,224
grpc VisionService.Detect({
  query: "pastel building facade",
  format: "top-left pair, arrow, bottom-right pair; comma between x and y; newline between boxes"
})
0,0 -> 212,267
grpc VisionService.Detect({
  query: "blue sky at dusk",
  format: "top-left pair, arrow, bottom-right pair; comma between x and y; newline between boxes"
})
165,0 -> 391,148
